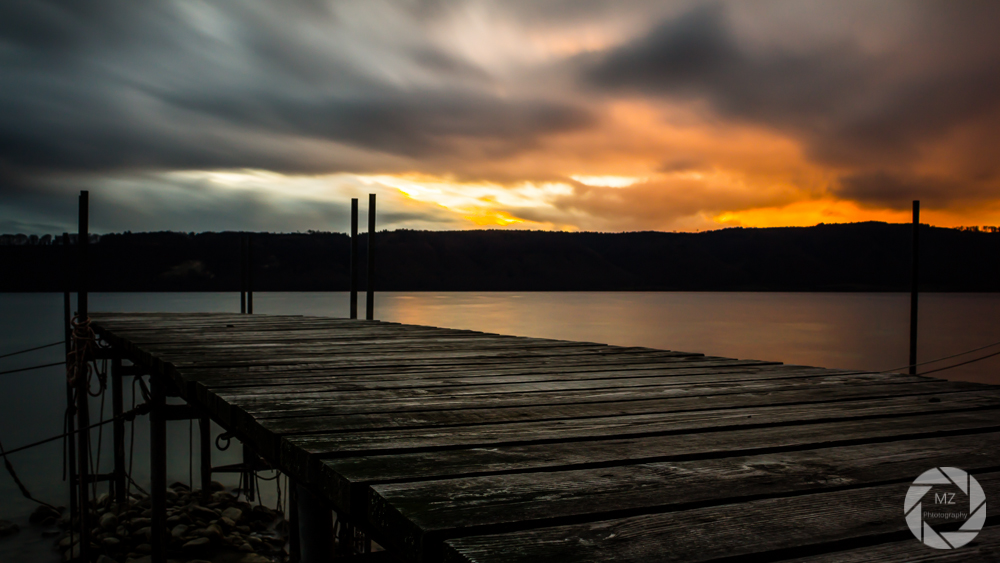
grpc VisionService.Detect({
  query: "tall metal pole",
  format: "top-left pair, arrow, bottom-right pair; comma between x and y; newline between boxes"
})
350,198 -> 359,319
247,233 -> 254,314
240,235 -> 247,314
366,194 -> 375,321
75,191 -> 91,560
62,233 -> 78,535
909,200 -> 920,375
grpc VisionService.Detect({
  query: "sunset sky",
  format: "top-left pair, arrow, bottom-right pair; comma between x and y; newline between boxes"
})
2,1 -> 999,234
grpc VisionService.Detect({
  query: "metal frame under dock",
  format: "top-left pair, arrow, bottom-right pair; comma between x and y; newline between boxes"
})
89,311 -> 1000,562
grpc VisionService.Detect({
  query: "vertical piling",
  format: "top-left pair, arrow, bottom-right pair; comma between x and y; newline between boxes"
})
366,194 -> 376,321
75,192 -> 91,561
112,357 -> 126,505
240,235 -> 247,314
150,374 -> 167,563
350,198 -> 359,319
247,234 -> 254,314
199,416 -> 212,503
296,483 -> 334,563
62,232 -> 78,537
909,200 -> 920,375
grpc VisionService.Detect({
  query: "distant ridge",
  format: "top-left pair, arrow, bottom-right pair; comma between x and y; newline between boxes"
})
2,222 -> 999,292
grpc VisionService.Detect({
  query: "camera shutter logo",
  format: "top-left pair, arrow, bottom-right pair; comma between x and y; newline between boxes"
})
904,467 -> 986,549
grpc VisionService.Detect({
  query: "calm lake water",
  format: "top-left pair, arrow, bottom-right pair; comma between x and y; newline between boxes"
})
2,291 -> 999,560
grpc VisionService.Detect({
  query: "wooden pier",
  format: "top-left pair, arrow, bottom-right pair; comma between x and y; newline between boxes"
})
90,312 -> 1000,562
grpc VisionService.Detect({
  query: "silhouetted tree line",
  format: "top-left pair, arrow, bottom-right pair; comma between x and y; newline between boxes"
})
2,222 -> 998,292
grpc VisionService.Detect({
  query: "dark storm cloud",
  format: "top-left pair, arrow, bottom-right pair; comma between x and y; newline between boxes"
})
585,3 -> 1000,176
0,0 -> 591,180
835,171 -> 1000,211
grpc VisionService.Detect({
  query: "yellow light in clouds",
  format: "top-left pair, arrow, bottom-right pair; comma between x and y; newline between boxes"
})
714,199 -> 911,228
570,175 -> 646,188
462,208 -> 524,227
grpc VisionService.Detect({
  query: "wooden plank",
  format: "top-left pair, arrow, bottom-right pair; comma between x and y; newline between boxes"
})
440,470 -> 1000,563
372,432 -> 1000,560
217,380 -> 989,460
254,388 -> 999,437
782,524 -> 1000,562
213,377 -> 971,421
310,408 -> 1000,513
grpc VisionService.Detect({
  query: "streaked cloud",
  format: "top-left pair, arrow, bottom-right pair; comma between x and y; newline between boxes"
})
1,1 -> 998,233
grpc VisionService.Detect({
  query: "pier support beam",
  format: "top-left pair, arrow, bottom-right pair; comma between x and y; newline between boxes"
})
199,415 -> 212,502
150,374 -> 167,563
112,357 -> 127,505
75,191 -> 91,561
296,483 -> 334,563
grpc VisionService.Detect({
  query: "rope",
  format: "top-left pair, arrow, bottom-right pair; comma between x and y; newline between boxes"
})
880,339 -> 1000,373
0,362 -> 65,376
916,348 -> 1000,377
0,437 -> 60,512
0,341 -> 64,360
0,401 -> 152,458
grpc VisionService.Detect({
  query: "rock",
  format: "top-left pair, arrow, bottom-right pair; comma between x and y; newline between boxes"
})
63,543 -> 81,562
182,536 -> 211,553
96,554 -> 117,563
205,523 -> 223,538
238,554 -> 271,563
171,524 -> 188,539
131,517 -> 152,528
220,516 -> 236,529
133,526 -> 151,542
102,536 -> 121,548
135,543 -> 152,553
209,481 -> 225,492
221,507 -> 243,522
0,520 -> 19,536
191,505 -> 218,520
165,488 -> 179,502
30,505 -> 60,524
238,542 -> 255,552
236,525 -> 250,533
42,527 -> 62,537
99,512 -> 118,531
140,509 -> 153,517
96,492 -> 110,507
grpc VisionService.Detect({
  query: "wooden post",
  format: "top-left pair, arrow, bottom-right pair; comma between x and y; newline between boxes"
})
288,483 -> 300,563
366,194 -> 375,321
199,415 -> 212,502
150,374 -> 167,563
240,235 -> 247,314
63,233 -> 79,549
62,232 -> 78,536
247,233 -> 254,314
350,198 -> 359,319
296,483 -> 334,563
909,200 -> 920,375
75,191 -> 91,561
111,357 -> 126,505
243,444 -> 256,502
